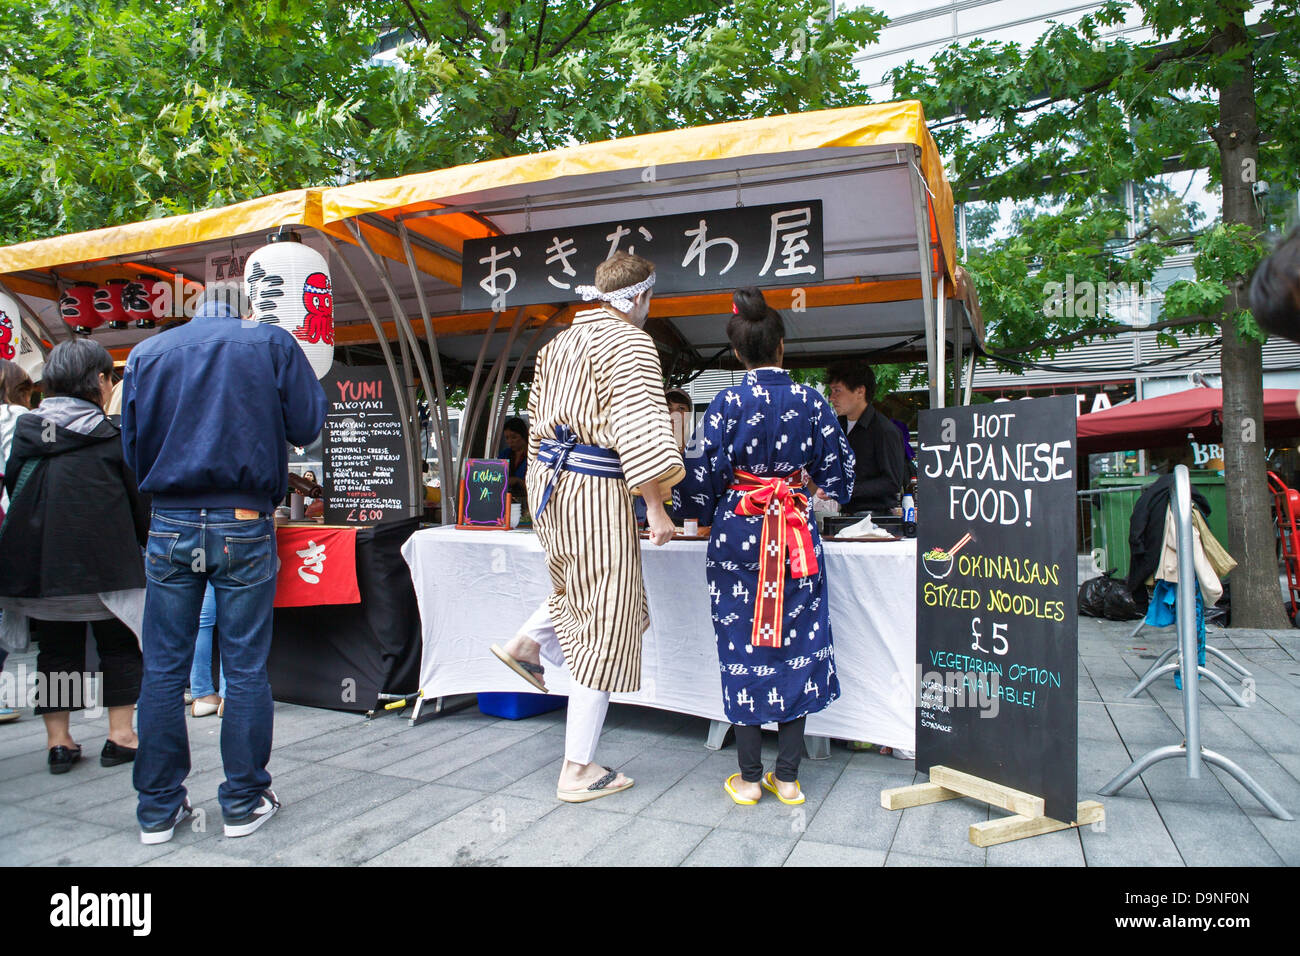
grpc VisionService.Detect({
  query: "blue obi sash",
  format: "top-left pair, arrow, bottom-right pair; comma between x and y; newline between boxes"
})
533,425 -> 624,518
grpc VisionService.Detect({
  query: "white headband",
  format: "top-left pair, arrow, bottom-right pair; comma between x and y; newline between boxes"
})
574,272 -> 656,313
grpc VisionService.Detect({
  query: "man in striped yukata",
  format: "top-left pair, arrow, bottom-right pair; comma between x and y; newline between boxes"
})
491,253 -> 684,803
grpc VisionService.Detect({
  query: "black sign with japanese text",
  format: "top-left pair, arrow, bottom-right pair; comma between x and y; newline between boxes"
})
321,365 -> 414,525
915,396 -> 1078,823
460,200 -> 824,310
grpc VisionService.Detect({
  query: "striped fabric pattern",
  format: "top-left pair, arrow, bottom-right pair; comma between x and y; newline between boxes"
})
525,308 -> 685,693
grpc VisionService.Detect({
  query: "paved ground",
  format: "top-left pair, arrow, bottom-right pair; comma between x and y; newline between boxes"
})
1,617 -> 1297,866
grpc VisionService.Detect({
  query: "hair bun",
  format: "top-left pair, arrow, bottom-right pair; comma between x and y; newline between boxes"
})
732,286 -> 767,322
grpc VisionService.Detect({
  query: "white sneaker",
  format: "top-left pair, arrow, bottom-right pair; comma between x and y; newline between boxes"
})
140,799 -> 194,845
223,789 -> 280,838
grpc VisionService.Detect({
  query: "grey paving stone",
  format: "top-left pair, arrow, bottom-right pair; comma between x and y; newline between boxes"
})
638,750 -> 752,828
597,708 -> 697,750
800,765 -> 912,852
1103,702 -> 1184,745
784,839 -> 887,866
492,801 -> 638,865
203,772 -> 424,862
889,793 -> 990,865
579,816 -> 711,866
1155,798 -> 1285,866
435,727 -> 568,792
275,782 -> 487,865
1,817 -> 115,866
1079,790 -> 1183,867
0,804 -> 64,839
363,793 -> 557,866
1208,754 -> 1300,864
1274,751 -> 1300,786
1221,710 -> 1300,755
31,826 -> 186,867
323,716 -> 512,773
139,846 -> 255,866
632,713 -> 719,752
884,849 -> 979,866
273,714 -> 413,763
368,723 -> 540,781
682,825 -> 799,866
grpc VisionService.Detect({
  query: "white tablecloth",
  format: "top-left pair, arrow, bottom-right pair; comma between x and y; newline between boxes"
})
402,527 -> 916,748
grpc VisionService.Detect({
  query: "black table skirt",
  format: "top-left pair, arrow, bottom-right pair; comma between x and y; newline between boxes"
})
268,517 -> 422,713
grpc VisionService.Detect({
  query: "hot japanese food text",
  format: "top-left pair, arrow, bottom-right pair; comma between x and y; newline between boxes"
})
915,396 -> 1079,823
460,201 -> 824,310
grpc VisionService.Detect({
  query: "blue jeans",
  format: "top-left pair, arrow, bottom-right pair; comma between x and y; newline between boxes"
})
134,509 -> 277,826
189,582 -> 227,698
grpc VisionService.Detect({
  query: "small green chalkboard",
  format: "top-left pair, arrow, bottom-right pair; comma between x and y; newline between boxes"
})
457,458 -> 511,530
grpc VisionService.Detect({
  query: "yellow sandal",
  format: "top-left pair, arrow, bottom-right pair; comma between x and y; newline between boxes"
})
724,773 -> 760,805
761,771 -> 805,805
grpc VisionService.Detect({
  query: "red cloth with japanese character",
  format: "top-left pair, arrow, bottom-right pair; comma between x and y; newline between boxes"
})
273,526 -> 360,607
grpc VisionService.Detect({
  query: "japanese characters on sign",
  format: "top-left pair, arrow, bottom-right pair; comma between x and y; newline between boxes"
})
460,201 -> 824,311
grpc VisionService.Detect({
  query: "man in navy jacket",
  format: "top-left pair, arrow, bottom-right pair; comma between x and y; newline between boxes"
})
122,293 -> 327,844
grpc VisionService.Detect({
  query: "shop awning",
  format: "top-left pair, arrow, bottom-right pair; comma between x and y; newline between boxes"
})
1076,388 -> 1300,455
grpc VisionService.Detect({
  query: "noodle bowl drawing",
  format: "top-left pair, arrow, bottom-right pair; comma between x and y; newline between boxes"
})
922,532 -> 973,579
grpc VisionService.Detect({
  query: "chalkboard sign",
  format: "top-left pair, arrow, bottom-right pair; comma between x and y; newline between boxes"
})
461,201 -> 824,311
321,365 -> 414,525
915,396 -> 1078,822
458,458 -> 511,530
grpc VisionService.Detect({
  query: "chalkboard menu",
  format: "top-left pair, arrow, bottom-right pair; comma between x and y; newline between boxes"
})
915,396 -> 1078,822
321,365 -> 414,525
458,459 -> 511,529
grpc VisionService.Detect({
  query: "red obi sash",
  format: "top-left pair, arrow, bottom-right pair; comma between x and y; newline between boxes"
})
731,470 -> 819,648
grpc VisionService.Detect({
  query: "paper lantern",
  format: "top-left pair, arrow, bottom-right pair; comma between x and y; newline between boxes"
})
95,278 -> 131,329
124,275 -> 159,329
0,290 -> 20,362
244,235 -> 334,379
59,282 -> 101,334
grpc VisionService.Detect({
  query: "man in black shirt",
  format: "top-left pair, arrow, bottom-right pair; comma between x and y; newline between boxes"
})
825,360 -> 906,516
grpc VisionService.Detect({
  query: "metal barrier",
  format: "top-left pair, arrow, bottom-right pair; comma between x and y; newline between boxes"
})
1098,466 -> 1292,820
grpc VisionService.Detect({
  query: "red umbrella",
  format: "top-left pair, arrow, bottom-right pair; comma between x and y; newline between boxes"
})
1076,388 -> 1300,455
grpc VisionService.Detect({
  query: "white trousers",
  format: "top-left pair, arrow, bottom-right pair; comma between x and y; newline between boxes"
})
518,601 -> 611,766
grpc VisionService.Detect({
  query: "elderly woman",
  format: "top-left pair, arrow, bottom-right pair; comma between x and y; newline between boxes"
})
0,340 -> 148,772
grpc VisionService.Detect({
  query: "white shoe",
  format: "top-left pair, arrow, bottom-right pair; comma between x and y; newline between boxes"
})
223,790 -> 280,838
140,799 -> 194,845
191,698 -> 220,718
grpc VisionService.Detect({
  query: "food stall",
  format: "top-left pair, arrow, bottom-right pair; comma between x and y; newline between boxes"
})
0,100 -> 984,739
307,100 -> 985,742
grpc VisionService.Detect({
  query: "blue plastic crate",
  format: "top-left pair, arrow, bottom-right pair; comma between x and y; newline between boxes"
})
477,691 -> 568,720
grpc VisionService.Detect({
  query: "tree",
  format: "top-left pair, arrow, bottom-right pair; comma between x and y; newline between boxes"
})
0,0 -> 887,243
891,0 -> 1300,628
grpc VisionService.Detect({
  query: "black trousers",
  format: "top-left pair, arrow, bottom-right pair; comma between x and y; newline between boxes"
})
31,618 -> 142,714
734,717 -> 806,783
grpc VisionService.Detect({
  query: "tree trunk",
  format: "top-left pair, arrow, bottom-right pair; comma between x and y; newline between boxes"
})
1213,17 -> 1289,628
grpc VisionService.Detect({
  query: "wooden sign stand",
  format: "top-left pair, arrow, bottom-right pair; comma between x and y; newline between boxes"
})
881,766 -> 1104,848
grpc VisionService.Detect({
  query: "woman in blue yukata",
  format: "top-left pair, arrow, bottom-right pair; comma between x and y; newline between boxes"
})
677,287 -> 855,806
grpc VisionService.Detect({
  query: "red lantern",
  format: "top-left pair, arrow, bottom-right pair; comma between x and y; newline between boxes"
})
95,279 -> 131,330
59,282 -> 101,334
124,275 -> 159,329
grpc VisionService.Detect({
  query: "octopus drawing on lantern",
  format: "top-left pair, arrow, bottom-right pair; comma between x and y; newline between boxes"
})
293,272 -> 334,346
0,308 -> 15,360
